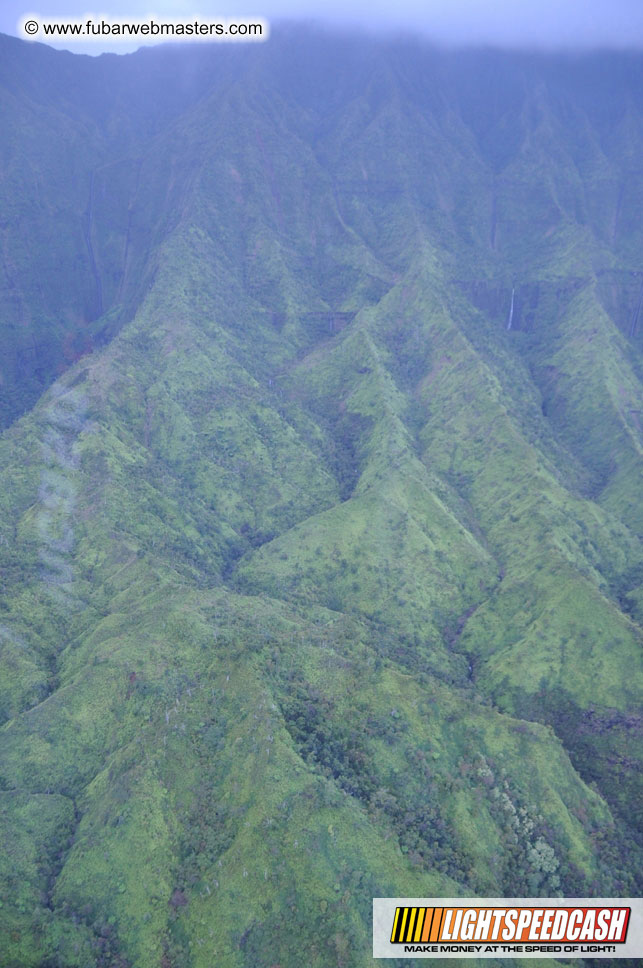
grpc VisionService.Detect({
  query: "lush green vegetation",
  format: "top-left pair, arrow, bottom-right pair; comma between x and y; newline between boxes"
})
0,27 -> 641,968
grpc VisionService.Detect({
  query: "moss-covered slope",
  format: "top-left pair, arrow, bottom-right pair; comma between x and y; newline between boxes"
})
0,28 -> 642,968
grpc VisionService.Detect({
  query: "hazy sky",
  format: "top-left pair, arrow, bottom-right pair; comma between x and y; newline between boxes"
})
3,0 -> 643,54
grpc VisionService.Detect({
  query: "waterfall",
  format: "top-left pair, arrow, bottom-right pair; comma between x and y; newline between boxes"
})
506,287 -> 515,331
629,278 -> 643,338
84,171 -> 103,318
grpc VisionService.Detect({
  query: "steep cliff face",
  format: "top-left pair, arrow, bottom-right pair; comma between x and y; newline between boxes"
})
0,28 -> 642,968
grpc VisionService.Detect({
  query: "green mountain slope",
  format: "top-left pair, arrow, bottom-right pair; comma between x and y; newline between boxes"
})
0,27 -> 641,968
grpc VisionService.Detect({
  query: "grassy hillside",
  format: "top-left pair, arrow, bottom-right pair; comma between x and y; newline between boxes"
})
0,27 -> 641,968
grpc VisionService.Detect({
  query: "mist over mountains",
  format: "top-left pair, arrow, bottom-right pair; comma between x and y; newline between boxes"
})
0,26 -> 642,968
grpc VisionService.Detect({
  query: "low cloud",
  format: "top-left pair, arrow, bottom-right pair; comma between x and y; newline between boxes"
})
3,0 -> 643,52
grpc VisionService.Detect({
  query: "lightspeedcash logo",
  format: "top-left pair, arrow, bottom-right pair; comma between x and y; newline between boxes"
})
373,898 -> 642,958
